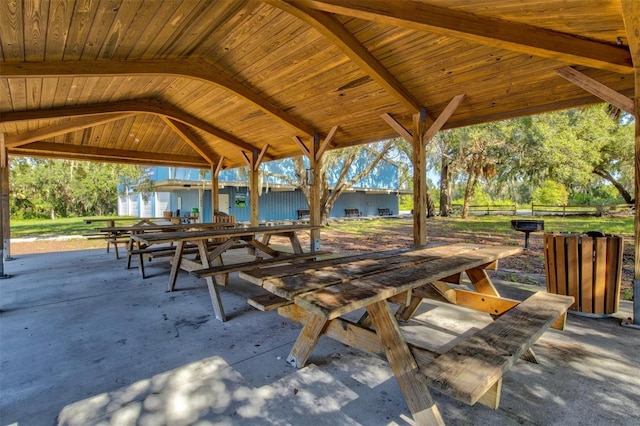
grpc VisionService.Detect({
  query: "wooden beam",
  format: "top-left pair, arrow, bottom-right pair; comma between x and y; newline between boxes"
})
423,94 -> 466,145
621,0 -> 640,293
255,144 -> 269,171
412,112 -> 427,246
10,142 -> 209,168
0,133 -> 9,265
214,156 -> 225,178
249,150 -> 260,226
241,151 -> 252,168
380,113 -> 413,141
1,59 -> 317,137
0,99 -> 265,156
554,67 -> 635,115
292,136 -> 311,157
267,0 -> 428,117
161,117 -> 218,165
295,0 -> 633,74
315,126 -> 337,162
5,113 -> 135,148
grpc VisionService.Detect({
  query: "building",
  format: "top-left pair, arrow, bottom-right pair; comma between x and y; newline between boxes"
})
119,155 -> 401,223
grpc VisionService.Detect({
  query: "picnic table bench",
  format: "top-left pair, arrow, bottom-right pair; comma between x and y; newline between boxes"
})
296,209 -> 310,220
239,243 -> 573,424
378,207 -> 393,216
344,208 -> 362,217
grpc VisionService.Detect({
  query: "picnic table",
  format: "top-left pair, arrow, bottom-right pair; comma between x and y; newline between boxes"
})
97,222 -> 238,273
132,224 -> 324,322
85,217 -> 167,256
239,243 -> 573,424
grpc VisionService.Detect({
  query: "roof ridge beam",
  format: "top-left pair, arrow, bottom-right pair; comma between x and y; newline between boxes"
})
266,0 -> 430,119
293,0 -> 633,74
0,58 -> 317,137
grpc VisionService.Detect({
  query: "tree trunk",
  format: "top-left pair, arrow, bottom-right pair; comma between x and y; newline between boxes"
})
439,157 -> 451,216
425,188 -> 436,217
593,167 -> 634,203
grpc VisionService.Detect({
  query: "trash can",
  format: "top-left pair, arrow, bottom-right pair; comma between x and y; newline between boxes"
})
543,232 -> 624,316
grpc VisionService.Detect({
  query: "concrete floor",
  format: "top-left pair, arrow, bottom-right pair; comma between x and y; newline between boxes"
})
1,246 -> 639,426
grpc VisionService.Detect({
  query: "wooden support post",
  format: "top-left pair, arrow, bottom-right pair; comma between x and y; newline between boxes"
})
0,133 -> 9,278
211,164 -> 218,218
310,134 -> 322,252
633,68 -> 640,326
412,111 -> 428,246
621,1 -> 639,327
0,133 -> 11,278
249,150 -> 260,227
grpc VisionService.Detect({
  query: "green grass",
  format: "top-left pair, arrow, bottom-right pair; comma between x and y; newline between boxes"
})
8,214 -> 635,239
10,216 -> 143,238
328,215 -> 634,237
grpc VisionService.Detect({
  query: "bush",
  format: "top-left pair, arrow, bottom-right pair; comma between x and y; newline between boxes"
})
532,181 -> 568,205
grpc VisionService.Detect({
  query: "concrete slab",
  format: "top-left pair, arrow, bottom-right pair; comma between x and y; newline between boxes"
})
1,248 -> 639,425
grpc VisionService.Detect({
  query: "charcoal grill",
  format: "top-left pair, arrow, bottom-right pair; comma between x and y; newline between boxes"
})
511,220 -> 544,249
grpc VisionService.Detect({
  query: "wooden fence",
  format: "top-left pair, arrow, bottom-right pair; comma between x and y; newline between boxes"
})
531,204 -> 634,217
451,204 -> 517,216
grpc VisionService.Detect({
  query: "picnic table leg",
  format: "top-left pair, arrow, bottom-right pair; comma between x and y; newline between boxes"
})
126,238 -> 135,269
287,231 -> 303,254
197,240 -> 226,322
466,266 -> 539,363
168,241 -> 185,292
286,312 -> 328,368
366,300 -> 445,426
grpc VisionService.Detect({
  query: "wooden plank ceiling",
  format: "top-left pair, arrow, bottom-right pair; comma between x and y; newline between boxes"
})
0,0 -> 636,170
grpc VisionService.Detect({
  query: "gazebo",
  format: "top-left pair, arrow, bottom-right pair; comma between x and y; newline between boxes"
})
0,0 -> 638,324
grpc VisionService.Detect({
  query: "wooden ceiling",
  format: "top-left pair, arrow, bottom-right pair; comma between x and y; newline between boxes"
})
1,0 -> 638,170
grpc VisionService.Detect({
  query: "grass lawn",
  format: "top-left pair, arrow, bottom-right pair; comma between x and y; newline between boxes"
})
9,214 -> 635,239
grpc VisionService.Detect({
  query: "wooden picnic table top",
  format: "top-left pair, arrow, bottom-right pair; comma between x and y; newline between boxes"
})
96,221 -> 237,234
84,217 -> 165,224
132,224 -> 322,246
240,243 -> 522,319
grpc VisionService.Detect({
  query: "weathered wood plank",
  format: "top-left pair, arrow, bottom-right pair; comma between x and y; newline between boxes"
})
419,292 -> 573,406
367,300 -> 445,425
295,246 -> 522,320
241,243 -> 486,299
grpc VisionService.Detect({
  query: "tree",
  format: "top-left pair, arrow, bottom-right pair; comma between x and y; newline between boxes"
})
9,158 -> 150,219
532,180 -> 569,205
263,141 -> 397,224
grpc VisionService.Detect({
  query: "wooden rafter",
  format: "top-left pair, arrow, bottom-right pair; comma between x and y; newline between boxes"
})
255,145 -> 270,171
214,157 -> 225,178
295,0 -> 634,74
267,0 -> 428,118
1,59 -> 317,137
554,67 -> 634,114
380,113 -> 412,141
4,113 -> 136,148
293,136 -> 311,157
161,117 -> 219,165
0,98 -> 266,156
11,142 -> 208,168
316,126 -> 338,162
423,94 -> 466,144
